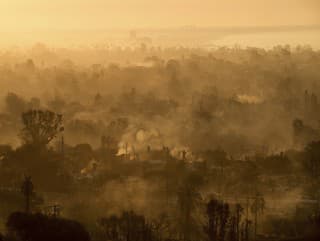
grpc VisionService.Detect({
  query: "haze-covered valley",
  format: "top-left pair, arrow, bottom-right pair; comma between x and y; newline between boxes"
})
1,1 -> 320,241
0,41 -> 320,241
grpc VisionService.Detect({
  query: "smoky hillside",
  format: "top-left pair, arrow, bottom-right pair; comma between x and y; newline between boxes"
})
1,44 -> 320,153
1,44 -> 320,241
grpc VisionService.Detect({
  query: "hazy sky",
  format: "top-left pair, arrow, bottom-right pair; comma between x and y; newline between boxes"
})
0,0 -> 319,30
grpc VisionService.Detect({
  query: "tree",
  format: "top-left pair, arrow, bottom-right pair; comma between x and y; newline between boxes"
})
234,204 -> 244,241
303,141 -> 320,200
206,199 -> 220,241
205,200 -> 246,241
205,198 -> 231,241
98,211 -> 156,241
304,141 -> 320,181
20,110 -> 64,147
219,202 -> 230,241
21,176 -> 33,213
250,193 -> 265,240
177,183 -> 202,241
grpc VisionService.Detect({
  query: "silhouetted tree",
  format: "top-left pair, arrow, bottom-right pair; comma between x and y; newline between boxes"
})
234,204 -> 243,241
20,110 -> 63,147
205,198 -> 231,241
304,141 -> 320,181
177,183 -> 201,241
250,193 -> 265,240
21,176 -> 33,213
98,211 -> 155,241
206,199 -> 220,241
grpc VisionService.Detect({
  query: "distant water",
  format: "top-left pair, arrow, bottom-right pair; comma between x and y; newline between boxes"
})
211,29 -> 320,50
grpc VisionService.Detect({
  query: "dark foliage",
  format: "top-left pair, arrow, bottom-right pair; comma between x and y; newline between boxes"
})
20,110 -> 63,146
98,211 -> 156,241
6,212 -> 90,241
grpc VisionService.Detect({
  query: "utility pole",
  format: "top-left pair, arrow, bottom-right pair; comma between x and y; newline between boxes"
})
21,176 -> 34,213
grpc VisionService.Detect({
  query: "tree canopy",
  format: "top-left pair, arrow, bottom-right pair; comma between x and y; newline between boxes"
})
20,110 -> 63,146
